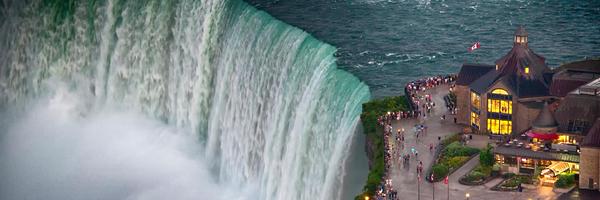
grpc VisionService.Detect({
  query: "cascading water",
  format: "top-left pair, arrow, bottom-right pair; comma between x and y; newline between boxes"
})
0,0 -> 370,199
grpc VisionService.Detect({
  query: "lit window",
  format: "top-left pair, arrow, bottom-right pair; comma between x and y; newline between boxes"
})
471,92 -> 480,110
487,119 -> 512,135
491,89 -> 509,95
487,99 -> 512,114
557,135 -> 577,144
525,67 -> 529,74
471,112 -> 480,129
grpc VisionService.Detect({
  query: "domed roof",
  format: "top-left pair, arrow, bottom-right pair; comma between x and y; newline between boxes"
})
582,118 -> 600,148
532,102 -> 558,129
515,25 -> 528,36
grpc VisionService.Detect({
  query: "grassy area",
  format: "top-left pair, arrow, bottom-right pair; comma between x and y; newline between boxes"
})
431,140 -> 480,181
355,96 -> 410,199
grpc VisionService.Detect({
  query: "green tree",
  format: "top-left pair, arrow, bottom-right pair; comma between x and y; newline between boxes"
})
479,144 -> 494,167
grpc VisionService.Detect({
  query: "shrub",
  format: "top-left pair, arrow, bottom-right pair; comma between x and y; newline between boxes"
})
473,165 -> 492,176
444,156 -> 470,170
432,164 -> 449,180
441,134 -> 461,147
492,163 -> 500,171
502,177 -> 520,188
491,164 -> 500,176
479,144 -> 494,167
501,175 -> 533,188
555,173 -> 576,188
503,173 -> 515,179
444,141 -> 480,157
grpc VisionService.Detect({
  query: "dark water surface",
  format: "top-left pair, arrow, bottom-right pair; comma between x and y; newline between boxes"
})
247,0 -> 600,98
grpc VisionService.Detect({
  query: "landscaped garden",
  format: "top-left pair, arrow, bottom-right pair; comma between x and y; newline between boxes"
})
459,144 -> 500,185
429,134 -> 480,182
492,173 -> 534,191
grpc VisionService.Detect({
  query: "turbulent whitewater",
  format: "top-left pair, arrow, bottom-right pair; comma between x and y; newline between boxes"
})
0,0 -> 370,199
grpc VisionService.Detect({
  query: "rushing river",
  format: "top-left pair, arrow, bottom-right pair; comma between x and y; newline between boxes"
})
0,0 -> 370,199
249,0 -> 600,98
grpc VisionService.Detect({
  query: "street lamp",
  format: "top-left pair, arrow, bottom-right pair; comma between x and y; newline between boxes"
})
465,193 -> 470,200
364,196 -> 369,200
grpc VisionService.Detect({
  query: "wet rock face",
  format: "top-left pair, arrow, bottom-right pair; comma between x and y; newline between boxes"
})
365,132 -> 376,169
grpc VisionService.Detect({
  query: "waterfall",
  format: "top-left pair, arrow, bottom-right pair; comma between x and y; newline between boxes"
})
0,0 -> 370,199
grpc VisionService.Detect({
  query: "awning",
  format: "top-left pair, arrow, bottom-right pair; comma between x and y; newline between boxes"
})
493,146 -> 580,163
526,130 -> 558,140
541,162 -> 571,176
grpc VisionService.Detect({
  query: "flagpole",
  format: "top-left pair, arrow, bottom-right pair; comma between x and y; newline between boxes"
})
418,174 -> 421,200
431,174 -> 435,200
447,178 -> 450,200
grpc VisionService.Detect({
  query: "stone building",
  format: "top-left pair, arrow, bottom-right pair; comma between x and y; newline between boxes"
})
580,118 -> 600,190
456,26 -> 600,189
455,26 -> 553,136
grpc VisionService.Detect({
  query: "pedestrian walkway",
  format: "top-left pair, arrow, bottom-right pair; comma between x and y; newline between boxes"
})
387,84 -> 563,200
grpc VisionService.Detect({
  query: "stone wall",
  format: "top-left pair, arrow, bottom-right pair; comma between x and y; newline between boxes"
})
514,102 -> 542,134
579,147 -> 600,190
455,85 -> 470,125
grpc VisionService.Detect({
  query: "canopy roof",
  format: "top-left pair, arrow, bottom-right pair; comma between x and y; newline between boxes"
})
541,162 -> 571,176
527,131 -> 558,140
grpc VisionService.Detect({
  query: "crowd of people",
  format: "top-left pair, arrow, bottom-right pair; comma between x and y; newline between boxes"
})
370,74 -> 456,200
405,75 -> 456,113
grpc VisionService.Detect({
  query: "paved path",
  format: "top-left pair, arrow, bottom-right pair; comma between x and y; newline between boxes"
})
387,84 -> 565,200
388,84 -> 463,200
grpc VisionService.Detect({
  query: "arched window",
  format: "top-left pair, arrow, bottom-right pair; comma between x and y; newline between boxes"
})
488,89 -> 512,114
491,89 -> 509,95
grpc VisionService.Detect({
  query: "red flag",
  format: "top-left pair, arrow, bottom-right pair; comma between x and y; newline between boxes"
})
444,176 -> 449,185
468,42 -> 480,52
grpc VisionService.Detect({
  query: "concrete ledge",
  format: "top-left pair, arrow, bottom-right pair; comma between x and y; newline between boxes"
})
553,185 -> 576,193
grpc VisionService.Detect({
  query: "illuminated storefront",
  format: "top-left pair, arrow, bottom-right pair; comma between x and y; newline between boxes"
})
494,147 -> 580,176
557,135 -> 578,145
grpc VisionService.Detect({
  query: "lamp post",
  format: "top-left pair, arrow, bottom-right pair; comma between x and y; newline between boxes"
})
465,193 -> 470,200
418,174 -> 421,200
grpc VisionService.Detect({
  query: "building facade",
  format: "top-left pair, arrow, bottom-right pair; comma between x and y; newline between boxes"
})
456,26 -> 552,136
455,26 -> 600,190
